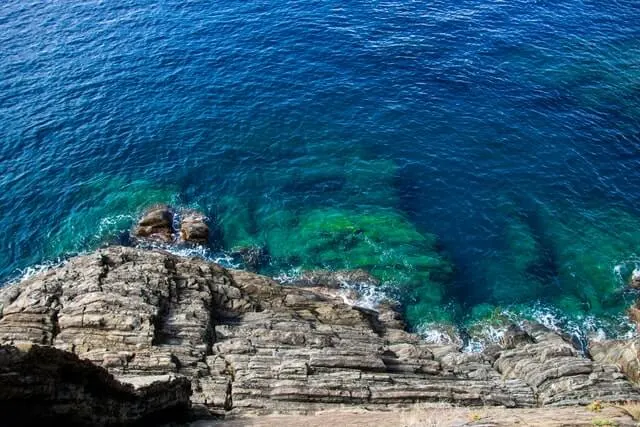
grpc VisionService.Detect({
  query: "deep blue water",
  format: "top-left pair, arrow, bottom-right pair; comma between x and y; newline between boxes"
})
2,0 -> 640,338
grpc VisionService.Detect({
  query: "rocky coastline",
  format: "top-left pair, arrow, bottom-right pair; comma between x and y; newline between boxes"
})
1,206 -> 640,425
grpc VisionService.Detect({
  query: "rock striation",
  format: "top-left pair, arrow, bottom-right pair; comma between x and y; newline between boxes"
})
590,338 -> 640,385
0,246 -> 639,420
0,343 -> 191,426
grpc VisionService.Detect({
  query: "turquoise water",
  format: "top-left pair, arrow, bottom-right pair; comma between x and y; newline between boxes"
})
2,0 -> 640,339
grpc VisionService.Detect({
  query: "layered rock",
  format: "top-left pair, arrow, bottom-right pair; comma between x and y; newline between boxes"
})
493,322 -> 638,406
0,246 -> 639,418
134,206 -> 210,245
0,343 -> 191,426
590,338 -> 640,385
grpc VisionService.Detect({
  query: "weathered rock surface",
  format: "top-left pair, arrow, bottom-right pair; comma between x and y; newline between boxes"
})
180,211 -> 209,245
0,246 -> 639,419
493,322 -> 639,406
134,205 -> 175,243
0,343 -> 191,426
590,337 -> 640,385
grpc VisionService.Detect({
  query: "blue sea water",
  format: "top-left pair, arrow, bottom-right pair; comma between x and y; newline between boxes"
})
2,0 -> 640,340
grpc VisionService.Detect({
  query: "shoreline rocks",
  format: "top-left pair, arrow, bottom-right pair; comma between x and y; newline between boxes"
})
1,246 -> 639,421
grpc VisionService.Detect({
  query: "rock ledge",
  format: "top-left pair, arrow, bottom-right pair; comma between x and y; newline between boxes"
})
0,246 -> 639,421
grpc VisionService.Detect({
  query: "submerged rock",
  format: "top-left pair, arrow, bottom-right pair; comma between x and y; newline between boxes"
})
0,343 -> 191,426
289,268 -> 380,288
179,210 -> 209,245
231,245 -> 269,272
500,324 -> 535,349
1,247 -> 639,418
134,204 -> 174,242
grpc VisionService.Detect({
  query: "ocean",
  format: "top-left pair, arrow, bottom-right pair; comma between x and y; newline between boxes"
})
2,0 -> 640,344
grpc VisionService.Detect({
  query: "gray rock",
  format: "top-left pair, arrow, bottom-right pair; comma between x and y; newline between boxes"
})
590,337 -> 640,385
0,247 -> 638,418
493,321 -> 640,406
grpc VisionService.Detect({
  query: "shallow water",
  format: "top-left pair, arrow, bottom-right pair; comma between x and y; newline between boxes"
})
2,0 -> 640,338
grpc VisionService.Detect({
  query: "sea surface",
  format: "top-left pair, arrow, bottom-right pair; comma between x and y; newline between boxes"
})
2,0 -> 640,345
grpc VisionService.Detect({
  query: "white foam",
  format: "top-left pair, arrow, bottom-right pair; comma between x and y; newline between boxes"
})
272,268 -> 303,284
7,258 -> 68,285
463,323 -> 507,353
417,323 -> 460,345
336,281 -> 388,311
161,245 -> 241,269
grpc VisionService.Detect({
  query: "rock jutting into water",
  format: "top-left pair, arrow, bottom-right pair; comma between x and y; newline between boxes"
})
287,268 -> 380,289
1,246 -> 640,422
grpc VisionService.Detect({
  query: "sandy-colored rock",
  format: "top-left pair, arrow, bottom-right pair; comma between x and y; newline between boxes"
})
134,205 -> 174,242
180,211 -> 209,244
630,269 -> 640,289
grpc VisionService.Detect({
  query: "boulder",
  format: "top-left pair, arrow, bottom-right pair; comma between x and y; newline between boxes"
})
500,324 -> 535,349
133,205 -> 174,243
179,210 -> 209,245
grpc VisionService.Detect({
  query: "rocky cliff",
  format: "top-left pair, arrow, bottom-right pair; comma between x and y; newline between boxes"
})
0,343 -> 191,425
0,246 -> 639,423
